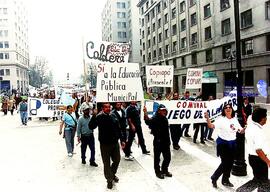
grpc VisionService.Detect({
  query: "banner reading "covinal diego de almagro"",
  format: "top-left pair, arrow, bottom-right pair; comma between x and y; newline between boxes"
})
145,90 -> 237,124
96,63 -> 144,102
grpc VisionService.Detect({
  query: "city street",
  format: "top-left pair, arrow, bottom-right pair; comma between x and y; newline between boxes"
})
0,111 -> 270,192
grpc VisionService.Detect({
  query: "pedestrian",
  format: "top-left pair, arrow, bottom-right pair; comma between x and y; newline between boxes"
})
205,104 -> 245,188
124,101 -> 150,160
72,92 -> 80,119
59,105 -> 77,157
79,95 -> 93,115
169,92 -> 181,150
89,102 -> 125,189
77,104 -> 98,166
236,107 -> 270,192
242,97 -> 252,124
1,97 -> 8,115
143,104 -> 172,179
18,99 -> 28,125
193,93 -> 206,144
8,97 -> 16,115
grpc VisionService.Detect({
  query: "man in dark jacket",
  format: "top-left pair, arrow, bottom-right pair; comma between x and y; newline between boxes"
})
143,104 -> 172,179
89,102 -> 125,189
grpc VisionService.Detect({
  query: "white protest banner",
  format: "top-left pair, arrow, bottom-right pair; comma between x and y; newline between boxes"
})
85,41 -> 130,64
96,63 -> 144,102
185,68 -> 203,89
145,65 -> 174,87
28,98 -> 66,118
145,90 -> 237,124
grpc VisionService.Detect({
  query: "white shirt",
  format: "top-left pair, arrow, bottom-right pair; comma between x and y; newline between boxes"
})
213,116 -> 242,141
116,110 -> 123,118
245,120 -> 266,156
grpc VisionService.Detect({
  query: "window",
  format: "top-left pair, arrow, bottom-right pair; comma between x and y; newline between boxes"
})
157,3 -> 161,13
151,9 -> 155,18
146,14 -> 150,22
206,49 -> 213,63
5,69 -> 10,76
143,43 -> 145,50
0,53 -> 3,59
0,69 -> 4,75
244,70 -> 254,86
242,39 -> 253,55
0,42 -> 3,48
158,48 -> 162,56
148,52 -> 151,61
122,22 -> 126,28
158,33 -> 162,42
191,53 -> 197,64
222,18 -> 231,35
205,26 -> 212,40
165,29 -> 169,39
152,23 -> 155,31
222,44 -> 231,59
165,44 -> 169,54
117,12 -> 126,18
148,39 -> 151,48
191,13 -> 197,26
123,32 -> 126,38
220,0 -> 230,11
163,0 -> 168,9
190,0 -> 196,7
4,30 -> 8,37
182,76 -> 186,89
3,8 -> 7,14
117,2 -> 121,8
147,27 -> 150,35
118,32 -> 122,38
146,1 -> 149,9
180,1 -> 185,13
181,56 -> 186,67
172,41 -> 177,52
181,37 -> 187,48
143,55 -> 145,62
117,22 -> 121,28
16,68 -> 19,76
181,19 -> 186,31
164,13 -> 168,23
204,4 -> 211,18
241,9 -> 252,28
172,24 -> 177,35
171,7 -> 176,19
153,50 -> 157,58
153,36 -> 156,45
266,1 -> 270,19
191,32 -> 197,45
267,34 -> 270,51
173,58 -> 177,68
158,18 -> 161,28
4,53 -> 8,59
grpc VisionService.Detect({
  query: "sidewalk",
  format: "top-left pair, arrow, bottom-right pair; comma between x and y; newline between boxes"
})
0,112 -> 269,192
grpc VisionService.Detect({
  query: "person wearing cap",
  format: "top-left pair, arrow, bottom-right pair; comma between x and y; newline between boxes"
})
79,96 -> 93,115
143,104 -> 172,179
77,104 -> 98,166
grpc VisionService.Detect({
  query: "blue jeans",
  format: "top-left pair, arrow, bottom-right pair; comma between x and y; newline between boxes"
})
20,111 -> 28,125
64,129 -> 75,153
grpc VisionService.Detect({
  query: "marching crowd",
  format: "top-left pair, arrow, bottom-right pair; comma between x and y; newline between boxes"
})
1,89 -> 269,191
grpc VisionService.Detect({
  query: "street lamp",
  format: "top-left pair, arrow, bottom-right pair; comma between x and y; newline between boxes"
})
231,0 -> 247,176
226,49 -> 236,90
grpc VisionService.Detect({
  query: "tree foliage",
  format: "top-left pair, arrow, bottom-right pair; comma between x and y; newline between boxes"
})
29,56 -> 53,88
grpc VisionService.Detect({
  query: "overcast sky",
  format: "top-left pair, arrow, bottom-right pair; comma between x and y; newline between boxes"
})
25,0 -> 107,83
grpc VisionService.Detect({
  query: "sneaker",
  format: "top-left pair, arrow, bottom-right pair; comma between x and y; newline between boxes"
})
162,171 -> 172,177
68,153 -> 73,157
113,175 -> 119,183
142,150 -> 150,155
124,155 -> 134,161
107,181 -> 113,189
173,145 -> 180,150
90,161 -> 98,167
222,181 -> 234,187
208,137 -> 214,141
200,140 -> 205,144
212,179 -> 217,188
82,159 -> 86,164
185,134 -> 191,137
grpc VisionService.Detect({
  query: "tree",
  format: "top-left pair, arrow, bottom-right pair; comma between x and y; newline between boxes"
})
29,56 -> 53,88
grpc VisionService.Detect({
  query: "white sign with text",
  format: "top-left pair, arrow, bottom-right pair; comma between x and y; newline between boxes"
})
186,68 -> 203,89
146,65 -> 174,87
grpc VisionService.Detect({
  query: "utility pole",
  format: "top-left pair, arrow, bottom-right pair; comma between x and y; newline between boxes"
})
231,0 -> 247,176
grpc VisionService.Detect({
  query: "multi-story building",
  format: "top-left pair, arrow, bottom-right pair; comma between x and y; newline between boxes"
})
0,0 -> 29,94
102,0 -> 141,63
138,0 -> 270,102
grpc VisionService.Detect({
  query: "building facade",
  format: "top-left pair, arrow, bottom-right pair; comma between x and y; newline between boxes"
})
101,0 -> 141,63
0,0 -> 29,95
138,0 -> 270,102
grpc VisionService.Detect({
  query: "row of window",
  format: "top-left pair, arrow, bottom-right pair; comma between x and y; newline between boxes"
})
142,34 -> 270,64
0,41 -> 9,48
0,52 -> 9,59
0,30 -> 8,37
117,2 -> 126,9
0,8 -> 8,15
0,68 -> 10,76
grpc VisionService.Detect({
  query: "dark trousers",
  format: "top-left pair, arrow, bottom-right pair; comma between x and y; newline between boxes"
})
100,143 -> 120,182
182,124 -> 190,136
81,134 -> 95,162
193,123 -> 206,142
211,143 -> 235,182
170,124 -> 181,146
236,155 -> 270,192
124,125 -> 147,156
153,141 -> 171,174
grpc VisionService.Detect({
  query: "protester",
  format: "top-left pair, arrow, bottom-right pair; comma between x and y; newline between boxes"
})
205,104 -> 245,188
8,97 -> 16,115
204,95 -> 214,141
59,105 -> 77,157
193,93 -> 206,144
18,99 -> 28,125
1,97 -> 8,115
124,101 -> 150,160
72,92 -> 80,119
242,97 -> 252,124
77,104 -> 98,166
180,90 -> 194,137
169,92 -> 182,150
89,102 -> 125,189
237,107 -> 270,192
79,95 -> 93,115
143,104 -> 172,179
